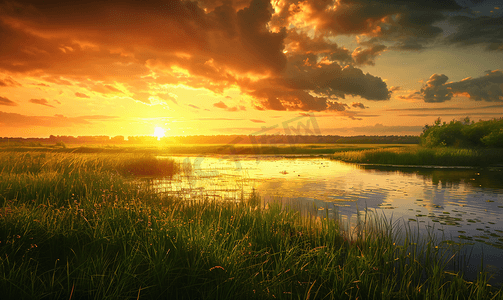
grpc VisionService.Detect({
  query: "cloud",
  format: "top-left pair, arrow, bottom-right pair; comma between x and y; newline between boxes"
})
0,96 -> 17,106
0,111 -> 117,127
397,91 -> 423,101
87,83 -> 124,95
282,30 -> 352,64
213,101 -> 228,109
213,101 -> 245,111
0,76 -> 21,87
250,119 -> 265,123
2,0 -> 498,116
29,98 -> 55,108
246,59 -> 390,111
195,117 -> 243,121
43,77 -> 73,86
75,92 -> 90,98
0,0 -> 387,113
351,102 -> 367,109
157,93 -> 178,105
351,45 -> 387,66
271,0 -> 462,51
420,70 -> 503,102
387,104 -> 503,112
398,112 -> 503,117
447,15 -> 503,51
188,104 -> 200,109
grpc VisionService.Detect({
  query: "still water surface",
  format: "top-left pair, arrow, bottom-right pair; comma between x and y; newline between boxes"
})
153,155 -> 503,280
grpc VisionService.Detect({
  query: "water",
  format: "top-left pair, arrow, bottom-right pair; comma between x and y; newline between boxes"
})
151,155 -> 503,281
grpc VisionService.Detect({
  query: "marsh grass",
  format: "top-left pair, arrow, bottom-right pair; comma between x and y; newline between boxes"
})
332,146 -> 503,167
0,143 -> 414,156
1,151 -> 502,299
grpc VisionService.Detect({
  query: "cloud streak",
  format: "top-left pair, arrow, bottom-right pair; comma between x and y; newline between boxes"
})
0,111 -> 117,127
0,77 -> 21,87
29,98 -> 55,108
0,96 -> 17,106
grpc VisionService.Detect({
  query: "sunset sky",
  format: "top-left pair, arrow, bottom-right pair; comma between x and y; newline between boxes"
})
1,0 -> 502,138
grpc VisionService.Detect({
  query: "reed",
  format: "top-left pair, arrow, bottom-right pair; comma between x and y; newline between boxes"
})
1,150 -> 502,299
332,146 -> 503,167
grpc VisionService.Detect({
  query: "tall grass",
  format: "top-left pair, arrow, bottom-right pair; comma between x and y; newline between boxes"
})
332,146 -> 503,167
1,151 -> 502,299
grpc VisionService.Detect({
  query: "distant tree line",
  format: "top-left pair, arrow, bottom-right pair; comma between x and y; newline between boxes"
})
1,134 -> 421,146
335,135 -> 420,144
420,117 -> 503,148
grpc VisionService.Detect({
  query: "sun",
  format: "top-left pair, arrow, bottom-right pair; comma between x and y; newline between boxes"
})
154,127 -> 165,140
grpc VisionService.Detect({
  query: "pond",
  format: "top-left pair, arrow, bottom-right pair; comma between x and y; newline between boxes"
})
151,155 -> 503,282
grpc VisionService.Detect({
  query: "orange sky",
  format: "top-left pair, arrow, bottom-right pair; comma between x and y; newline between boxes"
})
1,0 -> 502,138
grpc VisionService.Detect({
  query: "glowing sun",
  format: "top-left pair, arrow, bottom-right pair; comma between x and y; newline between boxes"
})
154,127 -> 165,140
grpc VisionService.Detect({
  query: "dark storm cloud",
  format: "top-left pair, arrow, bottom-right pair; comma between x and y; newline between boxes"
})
246,54 -> 390,111
272,0 -> 462,50
447,15 -> 503,51
420,74 -> 453,103
420,70 -> 503,102
29,98 -> 55,108
351,45 -> 387,66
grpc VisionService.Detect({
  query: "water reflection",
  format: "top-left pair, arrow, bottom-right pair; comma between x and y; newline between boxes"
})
359,165 -> 503,189
151,155 -> 503,281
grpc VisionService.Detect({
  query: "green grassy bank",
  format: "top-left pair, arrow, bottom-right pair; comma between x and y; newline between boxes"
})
0,143 -> 413,156
1,151 -> 502,299
332,146 -> 503,167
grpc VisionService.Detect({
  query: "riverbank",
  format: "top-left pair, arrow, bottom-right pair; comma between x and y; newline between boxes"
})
1,151 -> 502,299
331,146 -> 503,167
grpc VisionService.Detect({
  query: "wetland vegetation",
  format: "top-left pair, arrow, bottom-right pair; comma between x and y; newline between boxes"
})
333,118 -> 503,167
1,150 -> 503,299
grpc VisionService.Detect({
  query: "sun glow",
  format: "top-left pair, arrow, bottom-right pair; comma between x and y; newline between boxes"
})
154,127 -> 165,140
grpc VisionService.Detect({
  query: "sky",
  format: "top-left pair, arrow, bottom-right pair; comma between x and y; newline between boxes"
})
1,0 -> 502,138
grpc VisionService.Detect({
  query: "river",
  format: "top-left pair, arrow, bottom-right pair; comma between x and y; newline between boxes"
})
151,155 -> 503,282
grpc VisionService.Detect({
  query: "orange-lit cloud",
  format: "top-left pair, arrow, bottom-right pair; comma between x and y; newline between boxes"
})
0,76 -> 21,87
29,98 -> 55,108
1,0 -> 503,138
0,111 -> 117,127
75,92 -> 90,98
0,95 -> 17,106
213,101 -> 246,111
0,0 -> 394,113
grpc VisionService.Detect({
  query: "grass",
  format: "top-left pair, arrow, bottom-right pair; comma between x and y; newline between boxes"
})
1,150 -> 502,299
0,143 -> 414,156
331,146 -> 503,167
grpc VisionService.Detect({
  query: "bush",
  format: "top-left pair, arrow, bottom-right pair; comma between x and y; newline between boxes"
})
421,117 -> 503,148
